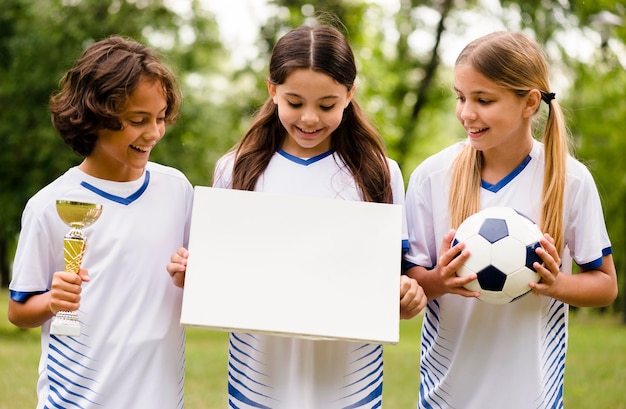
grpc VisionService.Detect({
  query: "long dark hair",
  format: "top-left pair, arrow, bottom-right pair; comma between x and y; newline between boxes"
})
229,25 -> 392,203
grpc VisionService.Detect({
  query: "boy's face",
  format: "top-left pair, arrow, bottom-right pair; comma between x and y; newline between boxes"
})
80,78 -> 167,182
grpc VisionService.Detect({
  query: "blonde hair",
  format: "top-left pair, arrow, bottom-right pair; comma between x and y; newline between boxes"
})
448,31 -> 571,253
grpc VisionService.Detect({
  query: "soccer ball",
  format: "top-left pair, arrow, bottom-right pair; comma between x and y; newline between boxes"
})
453,206 -> 544,304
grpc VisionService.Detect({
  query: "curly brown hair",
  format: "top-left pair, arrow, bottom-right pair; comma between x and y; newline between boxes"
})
49,36 -> 181,156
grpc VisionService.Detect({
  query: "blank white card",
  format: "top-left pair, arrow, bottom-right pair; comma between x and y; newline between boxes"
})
180,186 -> 402,344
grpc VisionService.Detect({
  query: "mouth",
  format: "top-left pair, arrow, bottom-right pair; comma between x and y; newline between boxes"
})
130,144 -> 151,153
297,126 -> 322,135
468,127 -> 488,135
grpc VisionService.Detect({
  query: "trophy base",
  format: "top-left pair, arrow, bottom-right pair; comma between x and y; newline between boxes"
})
50,311 -> 81,337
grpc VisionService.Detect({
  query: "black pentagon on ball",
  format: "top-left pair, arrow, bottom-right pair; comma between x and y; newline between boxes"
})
478,218 -> 509,244
476,265 -> 507,291
526,242 -> 543,271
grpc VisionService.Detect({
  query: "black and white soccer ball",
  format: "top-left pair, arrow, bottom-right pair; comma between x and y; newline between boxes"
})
453,206 -> 544,304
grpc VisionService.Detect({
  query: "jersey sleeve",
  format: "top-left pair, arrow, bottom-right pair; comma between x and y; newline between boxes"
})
9,201 -> 57,301
564,160 -> 612,269
387,158 -> 409,253
212,152 -> 236,189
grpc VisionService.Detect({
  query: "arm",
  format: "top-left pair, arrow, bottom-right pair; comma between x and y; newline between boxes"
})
8,269 -> 88,328
530,235 -> 618,307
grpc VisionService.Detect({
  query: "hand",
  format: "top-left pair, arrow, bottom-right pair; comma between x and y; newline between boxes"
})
529,234 -> 562,297
399,275 -> 427,319
167,247 -> 189,288
49,268 -> 89,314
437,229 -> 480,298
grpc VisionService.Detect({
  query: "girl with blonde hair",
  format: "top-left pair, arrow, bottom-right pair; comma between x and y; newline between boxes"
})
404,31 -> 617,409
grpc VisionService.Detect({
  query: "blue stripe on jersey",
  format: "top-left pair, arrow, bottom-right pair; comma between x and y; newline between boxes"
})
419,300 -> 456,409
80,170 -> 150,205
540,299 -> 566,409
481,155 -> 531,192
9,289 -> 47,302
402,239 -> 409,253
46,335 -> 101,407
577,246 -> 612,270
277,149 -> 335,165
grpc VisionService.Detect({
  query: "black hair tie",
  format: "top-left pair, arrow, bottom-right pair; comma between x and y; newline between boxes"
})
541,91 -> 556,104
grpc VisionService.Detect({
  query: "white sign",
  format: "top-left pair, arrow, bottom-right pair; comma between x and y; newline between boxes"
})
180,186 -> 402,344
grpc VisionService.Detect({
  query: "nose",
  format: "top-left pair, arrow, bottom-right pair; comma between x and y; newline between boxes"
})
459,103 -> 477,122
300,107 -> 319,124
146,119 -> 165,140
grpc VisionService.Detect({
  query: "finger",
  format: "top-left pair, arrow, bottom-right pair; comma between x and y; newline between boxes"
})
171,271 -> 186,288
77,268 -> 90,283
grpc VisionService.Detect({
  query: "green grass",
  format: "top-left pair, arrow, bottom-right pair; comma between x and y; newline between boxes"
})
1,289 -> 624,408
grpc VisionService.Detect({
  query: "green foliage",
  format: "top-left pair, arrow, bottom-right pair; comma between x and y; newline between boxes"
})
0,0 -> 227,285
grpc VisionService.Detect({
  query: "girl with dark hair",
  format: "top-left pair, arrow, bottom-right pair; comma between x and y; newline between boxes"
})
168,24 -> 426,408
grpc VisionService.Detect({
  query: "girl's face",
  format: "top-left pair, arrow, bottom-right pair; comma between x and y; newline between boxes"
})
81,78 -> 167,182
454,64 -> 537,158
269,68 -> 354,158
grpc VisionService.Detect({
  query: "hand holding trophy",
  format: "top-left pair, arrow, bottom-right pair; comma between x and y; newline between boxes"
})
50,200 -> 103,336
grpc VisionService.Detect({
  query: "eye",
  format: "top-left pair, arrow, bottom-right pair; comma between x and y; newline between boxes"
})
456,96 -> 466,102
287,101 -> 302,108
478,99 -> 492,105
320,105 -> 335,111
128,119 -> 145,126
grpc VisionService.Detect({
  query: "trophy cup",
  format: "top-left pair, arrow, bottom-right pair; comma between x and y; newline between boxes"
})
50,200 -> 103,336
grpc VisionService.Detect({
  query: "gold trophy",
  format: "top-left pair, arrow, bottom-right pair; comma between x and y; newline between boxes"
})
50,200 -> 103,336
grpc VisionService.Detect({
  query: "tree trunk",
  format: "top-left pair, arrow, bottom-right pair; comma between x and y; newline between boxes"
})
395,0 -> 453,167
0,238 -> 9,288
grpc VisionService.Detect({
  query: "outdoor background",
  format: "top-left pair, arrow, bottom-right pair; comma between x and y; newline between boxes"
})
1,0 -> 625,407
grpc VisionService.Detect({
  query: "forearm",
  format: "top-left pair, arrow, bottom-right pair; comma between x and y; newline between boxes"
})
7,293 -> 54,329
549,270 -> 618,307
405,265 -> 447,301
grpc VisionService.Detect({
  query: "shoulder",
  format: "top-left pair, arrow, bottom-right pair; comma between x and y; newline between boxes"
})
407,142 -> 464,186
213,151 -> 237,188
531,141 -> 596,185
146,162 -> 191,183
145,162 -> 193,199
25,167 -> 81,208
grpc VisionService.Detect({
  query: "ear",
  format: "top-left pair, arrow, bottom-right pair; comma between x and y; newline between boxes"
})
345,85 -> 356,109
267,81 -> 277,103
523,89 -> 542,118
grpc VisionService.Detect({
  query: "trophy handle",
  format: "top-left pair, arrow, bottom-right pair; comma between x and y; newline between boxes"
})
64,234 -> 86,274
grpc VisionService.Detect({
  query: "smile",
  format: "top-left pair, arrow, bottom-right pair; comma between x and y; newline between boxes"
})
130,144 -> 151,152
297,126 -> 322,134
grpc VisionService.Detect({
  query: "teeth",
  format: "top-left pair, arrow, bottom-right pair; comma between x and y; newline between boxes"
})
131,145 -> 149,152
469,128 -> 486,133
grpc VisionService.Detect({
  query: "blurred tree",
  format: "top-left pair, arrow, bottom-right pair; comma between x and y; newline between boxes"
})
0,0 -> 227,286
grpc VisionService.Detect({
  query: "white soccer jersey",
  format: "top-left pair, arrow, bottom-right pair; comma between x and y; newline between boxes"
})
10,163 -> 193,409
404,140 -> 612,409
214,149 -> 407,409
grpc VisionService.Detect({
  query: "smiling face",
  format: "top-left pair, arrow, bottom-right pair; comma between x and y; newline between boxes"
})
268,68 -> 354,158
454,64 -> 536,159
79,77 -> 168,181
